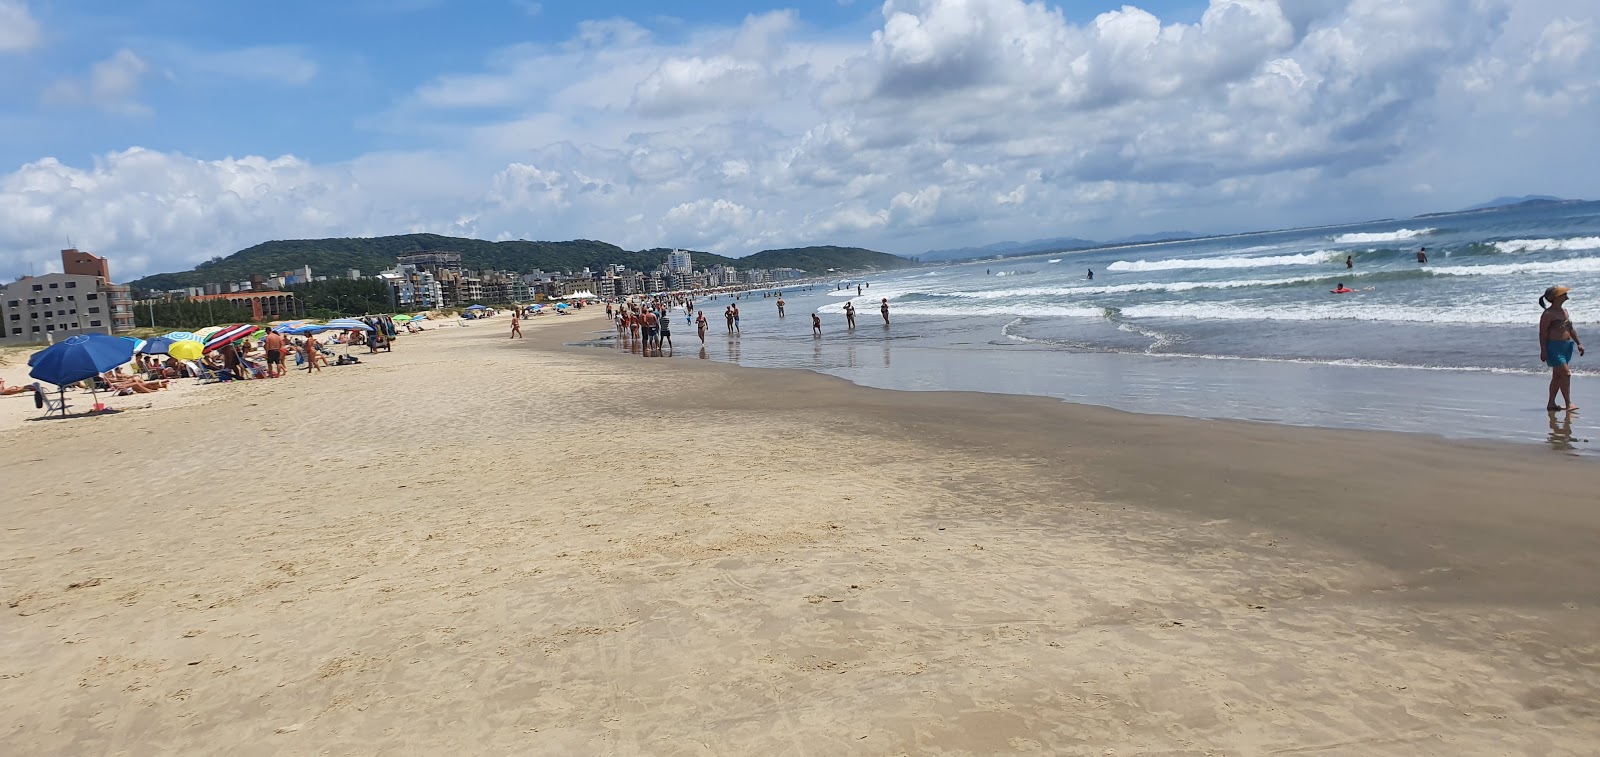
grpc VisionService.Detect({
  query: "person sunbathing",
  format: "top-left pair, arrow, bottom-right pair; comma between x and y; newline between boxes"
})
105,372 -> 168,394
0,378 -> 34,396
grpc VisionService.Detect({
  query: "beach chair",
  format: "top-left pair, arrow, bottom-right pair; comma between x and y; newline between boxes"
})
187,360 -> 232,383
33,385 -> 70,418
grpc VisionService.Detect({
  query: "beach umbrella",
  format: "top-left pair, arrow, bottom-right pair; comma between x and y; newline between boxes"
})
168,340 -> 203,361
193,326 -> 224,341
203,324 -> 255,353
139,336 -> 176,356
324,319 -> 374,331
465,304 -> 488,311
164,331 -> 199,342
122,336 -> 147,354
392,314 -> 413,322
28,333 -> 136,387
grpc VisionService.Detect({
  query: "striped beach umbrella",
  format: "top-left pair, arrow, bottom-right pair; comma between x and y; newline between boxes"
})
202,324 -> 256,353
164,331 -> 200,342
193,326 -> 224,341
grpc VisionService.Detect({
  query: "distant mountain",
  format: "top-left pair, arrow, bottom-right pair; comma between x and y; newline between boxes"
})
1459,195 -> 1567,212
1105,231 -> 1198,245
917,236 -> 1097,262
128,234 -> 913,291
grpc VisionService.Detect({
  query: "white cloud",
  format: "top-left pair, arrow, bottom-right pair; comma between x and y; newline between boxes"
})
0,0 -> 40,53
43,49 -> 152,115
4,0 -> 1600,282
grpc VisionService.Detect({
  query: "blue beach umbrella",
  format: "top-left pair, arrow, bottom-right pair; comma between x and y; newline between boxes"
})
28,333 -> 137,387
465,304 -> 488,311
323,320 -> 374,331
139,336 -> 176,355
164,331 -> 199,343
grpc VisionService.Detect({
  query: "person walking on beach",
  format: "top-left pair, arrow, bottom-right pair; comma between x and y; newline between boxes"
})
777,296 -> 785,318
696,310 -> 708,344
509,312 -> 523,339
844,301 -> 857,330
1540,286 -> 1585,411
880,298 -> 890,326
263,329 -> 286,378
658,308 -> 673,352
812,313 -> 822,336
303,334 -> 322,373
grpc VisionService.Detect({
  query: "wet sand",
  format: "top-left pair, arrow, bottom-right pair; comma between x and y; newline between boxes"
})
3,312 -> 1599,755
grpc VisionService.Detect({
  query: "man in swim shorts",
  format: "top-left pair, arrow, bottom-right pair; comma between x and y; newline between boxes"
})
263,329 -> 286,378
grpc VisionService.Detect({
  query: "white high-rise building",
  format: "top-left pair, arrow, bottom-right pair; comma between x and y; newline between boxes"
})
667,249 -> 692,275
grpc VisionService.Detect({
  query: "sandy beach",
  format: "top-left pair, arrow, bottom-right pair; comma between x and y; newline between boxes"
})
4,311 -> 1600,755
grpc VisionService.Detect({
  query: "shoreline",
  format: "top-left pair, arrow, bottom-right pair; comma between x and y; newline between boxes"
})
538,318 -> 1600,607
4,311 -> 1598,753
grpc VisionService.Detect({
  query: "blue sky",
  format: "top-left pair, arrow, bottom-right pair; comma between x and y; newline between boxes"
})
2,0 -> 1598,280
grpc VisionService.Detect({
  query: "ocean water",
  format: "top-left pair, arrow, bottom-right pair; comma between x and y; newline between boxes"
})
602,200 -> 1600,454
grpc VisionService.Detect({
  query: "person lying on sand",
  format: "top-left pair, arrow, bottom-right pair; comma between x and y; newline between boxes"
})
0,378 -> 35,396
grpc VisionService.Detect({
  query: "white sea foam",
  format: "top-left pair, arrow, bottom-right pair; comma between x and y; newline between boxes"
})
817,300 -> 1102,318
1047,259 -> 1062,264
1332,228 -> 1434,244
1428,258 -> 1600,277
1106,252 -> 1332,272
1491,237 -> 1600,253
937,274 -> 1339,301
1118,301 -> 1526,324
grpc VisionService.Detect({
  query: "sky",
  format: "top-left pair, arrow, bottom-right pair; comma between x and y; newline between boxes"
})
1,0 -> 1598,281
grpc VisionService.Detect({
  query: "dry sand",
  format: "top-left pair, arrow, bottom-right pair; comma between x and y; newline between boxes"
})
4,311 -> 1600,755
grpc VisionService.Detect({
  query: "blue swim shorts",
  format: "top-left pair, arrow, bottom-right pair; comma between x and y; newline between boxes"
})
1547,340 -> 1576,368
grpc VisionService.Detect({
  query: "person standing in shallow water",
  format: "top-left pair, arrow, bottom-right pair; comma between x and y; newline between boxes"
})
880,298 -> 890,326
844,301 -> 857,329
1540,285 -> 1585,412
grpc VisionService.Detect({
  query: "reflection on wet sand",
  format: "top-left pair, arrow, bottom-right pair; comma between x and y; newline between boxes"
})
1548,412 -> 1586,453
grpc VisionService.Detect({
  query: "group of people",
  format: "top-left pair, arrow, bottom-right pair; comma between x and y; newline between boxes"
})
602,287 -> 896,352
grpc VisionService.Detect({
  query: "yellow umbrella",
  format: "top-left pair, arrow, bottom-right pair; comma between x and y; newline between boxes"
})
168,340 -> 203,361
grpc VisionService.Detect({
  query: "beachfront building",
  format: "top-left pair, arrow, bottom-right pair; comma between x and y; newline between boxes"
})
377,265 -> 443,309
1,248 -> 136,344
2,273 -> 119,344
667,249 -> 692,275
189,291 -> 298,321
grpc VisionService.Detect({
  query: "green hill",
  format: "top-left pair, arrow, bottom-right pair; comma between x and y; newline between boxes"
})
129,234 -> 914,292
